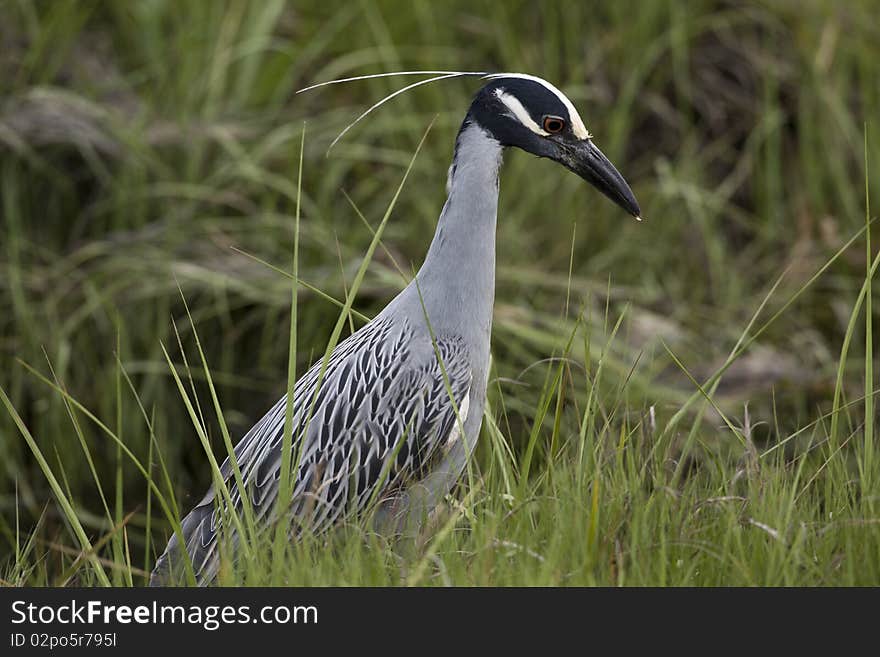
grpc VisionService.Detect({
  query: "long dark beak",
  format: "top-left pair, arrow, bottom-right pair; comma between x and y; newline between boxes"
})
563,140 -> 641,219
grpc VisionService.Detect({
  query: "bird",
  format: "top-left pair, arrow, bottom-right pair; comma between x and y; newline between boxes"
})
150,72 -> 641,585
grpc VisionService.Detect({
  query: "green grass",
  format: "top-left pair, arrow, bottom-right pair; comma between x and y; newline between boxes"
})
1,0 -> 879,586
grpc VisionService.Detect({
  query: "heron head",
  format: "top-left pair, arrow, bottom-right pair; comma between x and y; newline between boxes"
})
467,74 -> 641,219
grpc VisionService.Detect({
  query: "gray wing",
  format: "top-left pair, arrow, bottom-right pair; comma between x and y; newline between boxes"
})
151,316 -> 471,585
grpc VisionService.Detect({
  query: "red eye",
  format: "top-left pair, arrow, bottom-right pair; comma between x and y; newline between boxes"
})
543,116 -> 565,133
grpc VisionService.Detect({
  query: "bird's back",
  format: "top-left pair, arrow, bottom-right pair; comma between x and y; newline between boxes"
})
151,311 -> 474,585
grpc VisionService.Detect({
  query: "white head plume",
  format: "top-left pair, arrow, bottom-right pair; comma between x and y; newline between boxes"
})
296,70 -> 591,151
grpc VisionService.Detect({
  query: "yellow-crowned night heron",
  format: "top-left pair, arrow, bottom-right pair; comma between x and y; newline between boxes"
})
151,72 -> 641,585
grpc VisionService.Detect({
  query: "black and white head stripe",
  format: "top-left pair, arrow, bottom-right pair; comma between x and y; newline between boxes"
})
484,73 -> 591,140
491,87 -> 550,136
295,70 -> 593,147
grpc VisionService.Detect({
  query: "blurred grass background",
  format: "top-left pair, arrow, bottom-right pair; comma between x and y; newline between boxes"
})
1,0 -> 879,585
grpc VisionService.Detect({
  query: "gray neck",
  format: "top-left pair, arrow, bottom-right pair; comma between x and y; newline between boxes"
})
410,122 -> 503,342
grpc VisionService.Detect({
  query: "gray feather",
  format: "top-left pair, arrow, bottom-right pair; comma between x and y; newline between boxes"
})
153,316 -> 472,584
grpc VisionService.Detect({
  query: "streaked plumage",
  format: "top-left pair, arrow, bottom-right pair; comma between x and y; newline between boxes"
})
151,72 -> 641,585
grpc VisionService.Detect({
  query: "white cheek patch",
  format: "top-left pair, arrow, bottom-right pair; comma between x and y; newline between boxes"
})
487,73 -> 592,140
493,88 -> 550,136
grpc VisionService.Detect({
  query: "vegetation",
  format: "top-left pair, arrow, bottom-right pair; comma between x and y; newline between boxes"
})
1,0 -> 878,586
